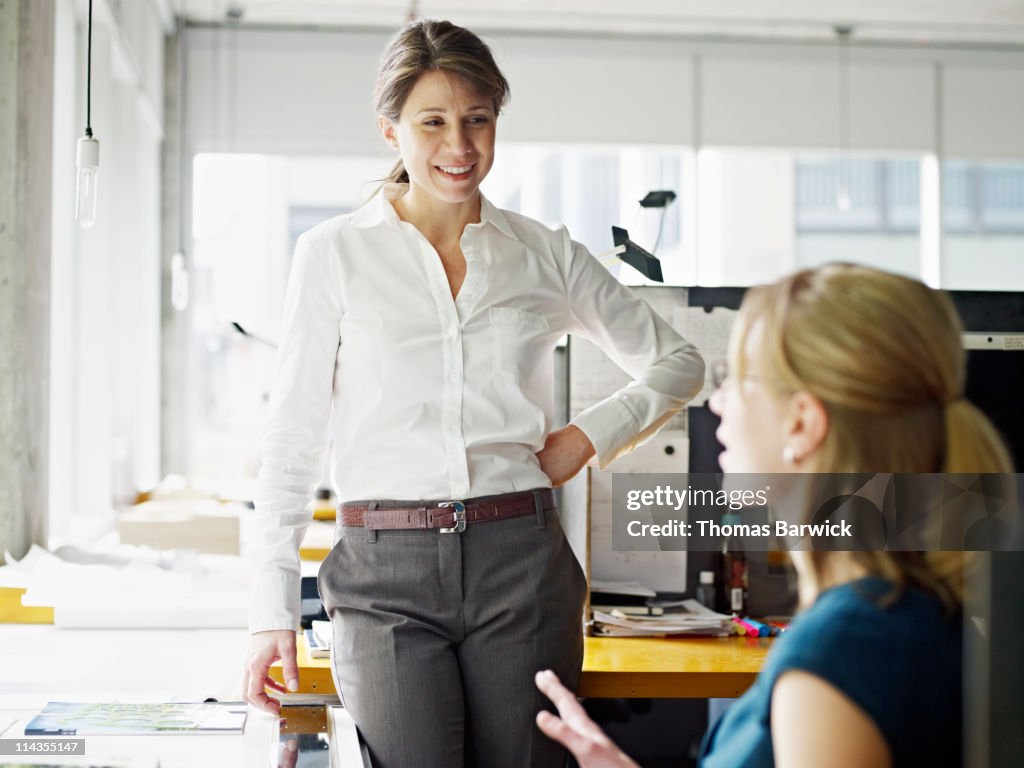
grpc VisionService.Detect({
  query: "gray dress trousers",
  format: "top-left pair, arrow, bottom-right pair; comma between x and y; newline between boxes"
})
317,492 -> 587,768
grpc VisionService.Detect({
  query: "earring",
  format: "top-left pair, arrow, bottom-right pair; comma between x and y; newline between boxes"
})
783,445 -> 798,465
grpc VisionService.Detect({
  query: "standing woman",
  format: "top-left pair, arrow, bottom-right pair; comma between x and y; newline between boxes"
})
243,19 -> 704,768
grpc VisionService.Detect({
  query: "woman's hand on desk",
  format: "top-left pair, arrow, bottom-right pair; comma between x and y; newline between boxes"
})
536,425 -> 597,487
243,629 -> 299,715
535,670 -> 640,768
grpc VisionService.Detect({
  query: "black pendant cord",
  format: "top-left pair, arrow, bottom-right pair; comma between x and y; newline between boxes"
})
85,0 -> 93,138
652,208 -> 667,254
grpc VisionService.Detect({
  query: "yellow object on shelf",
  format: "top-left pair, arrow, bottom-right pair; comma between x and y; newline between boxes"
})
0,587 -> 54,624
299,519 -> 334,561
580,635 -> 770,698
276,633 -> 771,699
270,632 -> 334,694
311,488 -> 336,521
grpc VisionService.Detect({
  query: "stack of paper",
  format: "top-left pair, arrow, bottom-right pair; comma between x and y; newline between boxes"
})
304,620 -> 332,658
117,500 -> 242,555
590,599 -> 732,637
23,702 -> 247,736
2,544 -> 249,628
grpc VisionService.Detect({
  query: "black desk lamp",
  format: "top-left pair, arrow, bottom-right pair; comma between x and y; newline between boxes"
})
599,189 -> 677,283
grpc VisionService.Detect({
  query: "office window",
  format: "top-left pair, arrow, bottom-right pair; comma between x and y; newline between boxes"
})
487,144 -> 685,255
795,157 -> 920,232
691,149 -> 922,285
944,160 -> 1024,234
942,160 -> 1024,290
487,144 -> 688,283
789,153 -> 923,281
943,162 -> 974,231
982,165 -> 1024,231
886,159 -> 922,230
189,154 -> 382,487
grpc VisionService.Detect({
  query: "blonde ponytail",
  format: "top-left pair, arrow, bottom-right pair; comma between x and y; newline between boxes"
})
943,397 -> 1014,474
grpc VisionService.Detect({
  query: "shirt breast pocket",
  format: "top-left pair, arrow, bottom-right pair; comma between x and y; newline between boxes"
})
489,306 -> 552,380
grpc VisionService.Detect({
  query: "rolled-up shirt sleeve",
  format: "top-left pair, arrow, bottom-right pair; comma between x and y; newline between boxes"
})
562,232 -> 705,469
249,233 -> 343,634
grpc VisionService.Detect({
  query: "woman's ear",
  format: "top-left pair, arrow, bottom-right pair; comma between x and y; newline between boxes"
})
378,115 -> 399,150
785,391 -> 829,464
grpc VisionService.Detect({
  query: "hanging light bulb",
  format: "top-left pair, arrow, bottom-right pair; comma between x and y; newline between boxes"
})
76,0 -> 99,228
76,134 -> 99,228
837,184 -> 852,212
171,251 -> 190,311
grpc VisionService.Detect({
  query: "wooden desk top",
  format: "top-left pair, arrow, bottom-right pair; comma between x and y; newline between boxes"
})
581,635 -> 771,698
274,634 -> 772,699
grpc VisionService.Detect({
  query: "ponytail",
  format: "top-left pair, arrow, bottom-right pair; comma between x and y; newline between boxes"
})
943,398 -> 1014,473
372,158 -> 410,198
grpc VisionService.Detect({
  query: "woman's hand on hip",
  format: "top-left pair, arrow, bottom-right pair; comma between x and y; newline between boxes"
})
536,425 -> 596,486
535,670 -> 640,768
243,629 -> 299,715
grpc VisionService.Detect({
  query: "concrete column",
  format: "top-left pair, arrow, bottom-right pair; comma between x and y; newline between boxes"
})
0,0 -> 55,558
160,23 -> 189,475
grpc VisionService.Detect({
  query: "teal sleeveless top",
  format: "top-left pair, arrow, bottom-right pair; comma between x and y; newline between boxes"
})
699,577 -> 963,767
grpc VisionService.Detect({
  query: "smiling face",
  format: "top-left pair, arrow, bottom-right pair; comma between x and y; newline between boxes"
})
378,70 -> 496,211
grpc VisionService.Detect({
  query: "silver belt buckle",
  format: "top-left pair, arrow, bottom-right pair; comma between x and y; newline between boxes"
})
438,500 -> 467,533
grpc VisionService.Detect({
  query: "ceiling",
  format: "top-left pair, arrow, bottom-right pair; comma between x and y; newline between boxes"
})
172,0 -> 1024,46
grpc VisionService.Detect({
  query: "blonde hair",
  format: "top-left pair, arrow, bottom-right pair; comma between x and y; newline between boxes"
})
733,264 -> 1014,608
373,20 -> 510,189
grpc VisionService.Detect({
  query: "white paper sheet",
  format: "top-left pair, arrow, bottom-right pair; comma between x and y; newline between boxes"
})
672,306 -> 738,406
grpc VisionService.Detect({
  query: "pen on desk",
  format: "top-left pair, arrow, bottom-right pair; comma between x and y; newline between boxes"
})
730,616 -> 759,637
743,617 -> 771,637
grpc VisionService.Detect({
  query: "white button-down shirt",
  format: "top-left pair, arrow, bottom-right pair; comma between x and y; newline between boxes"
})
250,184 -> 704,633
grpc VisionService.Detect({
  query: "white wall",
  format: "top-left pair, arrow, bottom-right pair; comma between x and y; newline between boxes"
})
699,51 -> 935,152
944,64 -> 1024,159
186,27 -> 389,156
795,234 -> 921,279
184,29 -> 1024,157
49,0 -> 165,542
697,149 -> 796,285
943,236 -> 1024,290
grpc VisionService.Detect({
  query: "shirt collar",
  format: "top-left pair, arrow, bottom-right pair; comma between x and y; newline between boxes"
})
350,182 -> 516,240
479,193 -> 516,240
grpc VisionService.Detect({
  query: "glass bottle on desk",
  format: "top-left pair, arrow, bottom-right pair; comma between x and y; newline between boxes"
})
720,512 -> 749,614
696,570 -> 716,610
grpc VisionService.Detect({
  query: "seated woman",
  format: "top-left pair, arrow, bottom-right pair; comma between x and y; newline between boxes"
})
535,263 -> 1013,768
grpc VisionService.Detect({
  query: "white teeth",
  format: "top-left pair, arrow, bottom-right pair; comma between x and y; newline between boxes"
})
438,165 -> 472,174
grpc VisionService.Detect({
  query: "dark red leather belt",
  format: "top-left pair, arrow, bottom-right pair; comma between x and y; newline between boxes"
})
340,489 -> 554,533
